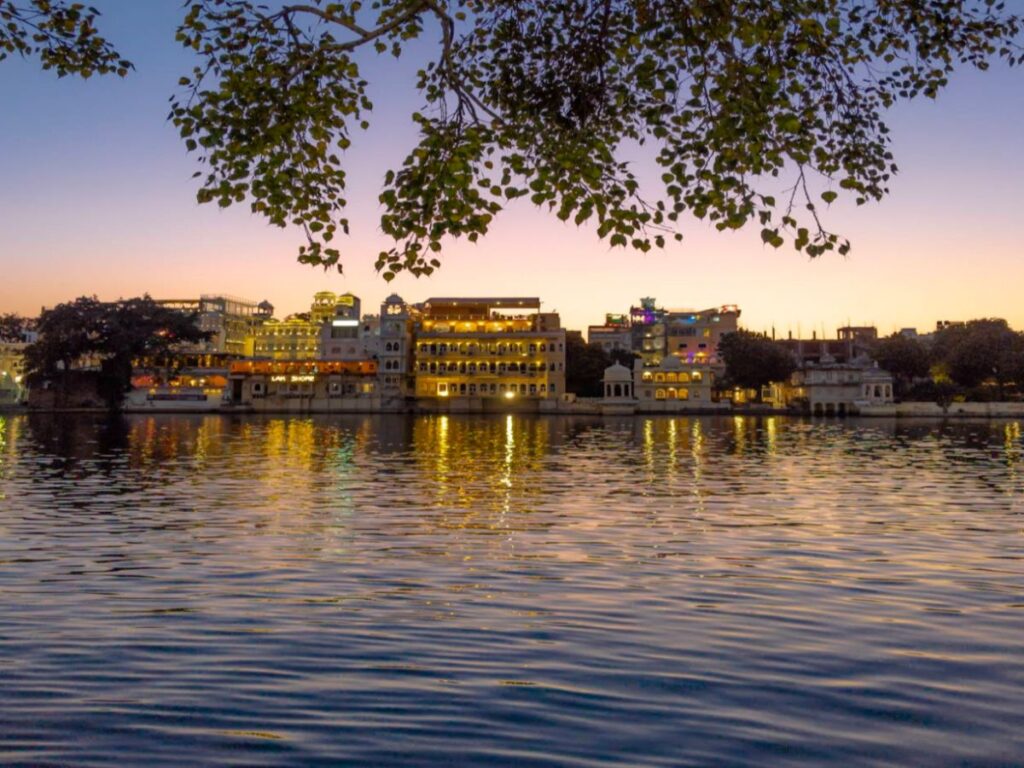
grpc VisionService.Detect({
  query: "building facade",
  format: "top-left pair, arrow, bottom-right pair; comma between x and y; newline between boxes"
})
227,360 -> 378,411
587,314 -> 632,353
786,362 -> 895,415
158,295 -> 272,357
625,298 -> 740,367
253,291 -> 360,361
634,356 -> 715,406
412,297 -> 566,401
378,294 -> 414,398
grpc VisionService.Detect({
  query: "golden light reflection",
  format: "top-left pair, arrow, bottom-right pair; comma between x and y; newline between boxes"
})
1005,421 -> 1021,473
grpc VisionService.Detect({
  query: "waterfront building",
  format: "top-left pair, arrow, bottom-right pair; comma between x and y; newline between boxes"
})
253,291 -> 359,361
158,295 -> 272,357
634,356 -> 715,406
378,294 -> 415,398
227,360 -> 378,412
253,316 -> 322,360
412,297 -> 566,401
777,361 -> 895,415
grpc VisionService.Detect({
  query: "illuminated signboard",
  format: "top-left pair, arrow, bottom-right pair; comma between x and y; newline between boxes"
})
332,319 -> 359,327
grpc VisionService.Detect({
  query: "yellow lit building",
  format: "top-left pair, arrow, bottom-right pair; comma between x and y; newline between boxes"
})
635,356 -> 714,405
0,340 -> 28,405
251,291 -> 360,361
412,297 -> 566,400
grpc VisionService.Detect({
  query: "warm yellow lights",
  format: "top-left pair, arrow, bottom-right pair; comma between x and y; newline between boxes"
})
504,390 -> 516,399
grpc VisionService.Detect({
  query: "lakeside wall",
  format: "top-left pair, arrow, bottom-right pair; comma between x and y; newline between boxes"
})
859,402 -> 1024,418
8,400 -> 1024,418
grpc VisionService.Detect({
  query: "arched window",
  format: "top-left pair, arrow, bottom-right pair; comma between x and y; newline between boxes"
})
667,388 -> 677,399
655,388 -> 666,400
666,373 -> 678,383
655,373 -> 665,383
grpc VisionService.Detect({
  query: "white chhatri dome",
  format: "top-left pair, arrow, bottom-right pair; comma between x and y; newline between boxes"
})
603,362 -> 632,382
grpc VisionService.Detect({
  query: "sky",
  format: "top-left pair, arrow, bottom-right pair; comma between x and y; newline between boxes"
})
1,1 -> 1022,336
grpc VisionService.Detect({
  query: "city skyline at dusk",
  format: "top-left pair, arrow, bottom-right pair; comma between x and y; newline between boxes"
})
2,0 -> 1022,335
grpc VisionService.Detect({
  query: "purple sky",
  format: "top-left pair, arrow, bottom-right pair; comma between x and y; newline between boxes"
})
1,1 -> 1022,335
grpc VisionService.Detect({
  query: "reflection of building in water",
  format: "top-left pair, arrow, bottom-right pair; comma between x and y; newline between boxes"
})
412,298 -> 566,404
411,415 -> 552,516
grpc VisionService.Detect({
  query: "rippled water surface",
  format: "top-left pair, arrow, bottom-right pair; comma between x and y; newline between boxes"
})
1,413 -> 1022,766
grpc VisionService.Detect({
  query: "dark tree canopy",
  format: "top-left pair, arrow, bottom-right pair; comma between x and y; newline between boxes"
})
870,333 -> 930,395
0,313 -> 28,343
565,334 -> 615,397
24,296 -> 209,408
718,330 -> 796,391
932,318 -> 1024,390
4,1 -> 1022,278
0,1 -> 130,76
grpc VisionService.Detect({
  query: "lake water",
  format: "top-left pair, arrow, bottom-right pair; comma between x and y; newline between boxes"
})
0,413 -> 1022,766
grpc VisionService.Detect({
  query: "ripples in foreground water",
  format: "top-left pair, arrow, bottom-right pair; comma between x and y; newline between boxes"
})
0,413 -> 1022,766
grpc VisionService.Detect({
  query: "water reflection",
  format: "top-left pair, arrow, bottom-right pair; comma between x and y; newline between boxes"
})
0,414 -> 1022,766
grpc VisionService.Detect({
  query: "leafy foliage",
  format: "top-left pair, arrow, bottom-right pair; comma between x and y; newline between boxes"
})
718,329 -> 796,391
565,333 -> 615,397
24,296 -> 210,408
168,0 -> 1022,277
0,1 -> 131,76
6,1 -> 1023,277
931,318 -> 1024,391
0,313 -> 28,343
869,333 -> 930,395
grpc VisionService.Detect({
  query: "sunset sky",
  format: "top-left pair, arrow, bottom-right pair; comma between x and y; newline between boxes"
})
1,1 -> 1021,336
